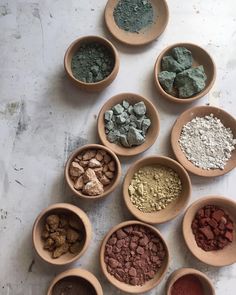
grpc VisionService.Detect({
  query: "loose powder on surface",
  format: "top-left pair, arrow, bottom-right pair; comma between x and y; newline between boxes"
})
179,114 -> 236,170
171,274 -> 204,295
128,165 -> 182,213
113,0 -> 154,33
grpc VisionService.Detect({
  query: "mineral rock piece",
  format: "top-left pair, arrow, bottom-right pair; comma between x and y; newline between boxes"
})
88,158 -> 102,168
53,243 -> 69,258
119,134 -> 130,147
142,118 -> 151,134
158,71 -> 176,93
82,149 -> 96,160
133,101 -> 146,116
112,103 -> 124,115
74,176 -> 84,190
66,228 -> 80,243
122,100 -> 129,109
161,55 -> 184,73
83,168 -> 97,183
127,127 -> 145,146
69,162 -> 84,177
83,179 -> 104,196
171,47 -> 193,70
46,215 -> 60,231
107,130 -> 120,143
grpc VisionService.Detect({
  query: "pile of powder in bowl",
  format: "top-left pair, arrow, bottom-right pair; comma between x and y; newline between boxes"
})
171,274 -> 204,295
128,165 -> 182,213
179,114 -> 236,170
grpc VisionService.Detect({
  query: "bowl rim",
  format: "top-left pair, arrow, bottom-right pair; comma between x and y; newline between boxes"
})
100,220 -> 170,293
64,144 -> 122,199
123,155 -> 192,224
64,35 -> 119,86
182,195 -> 236,267
32,203 -> 92,266
97,92 -> 160,157
154,42 -> 216,103
46,268 -> 103,295
171,105 -> 236,177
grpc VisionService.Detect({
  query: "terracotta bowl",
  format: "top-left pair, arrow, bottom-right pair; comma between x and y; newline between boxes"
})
154,43 -> 216,103
183,196 -> 236,267
97,93 -> 160,157
123,156 -> 191,224
171,105 -> 236,177
100,220 -> 169,293
65,144 -> 122,199
32,203 -> 92,266
166,268 -> 215,295
47,268 -> 103,295
64,35 -> 119,91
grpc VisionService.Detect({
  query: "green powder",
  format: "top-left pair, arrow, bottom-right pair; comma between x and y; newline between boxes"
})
113,0 -> 154,33
71,42 -> 115,83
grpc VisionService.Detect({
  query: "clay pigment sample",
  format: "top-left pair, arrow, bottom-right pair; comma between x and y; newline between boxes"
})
179,114 -> 236,170
52,276 -> 96,295
113,0 -> 154,33
71,42 -> 114,83
158,47 -> 207,98
69,149 -> 116,196
128,165 -> 182,212
171,275 -> 204,295
104,100 -> 151,147
192,205 -> 234,251
104,224 -> 166,286
42,214 -> 84,258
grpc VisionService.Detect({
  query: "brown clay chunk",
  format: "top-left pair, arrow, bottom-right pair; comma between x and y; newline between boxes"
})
192,205 -> 234,251
69,148 -> 116,196
104,225 -> 166,286
41,214 -> 84,259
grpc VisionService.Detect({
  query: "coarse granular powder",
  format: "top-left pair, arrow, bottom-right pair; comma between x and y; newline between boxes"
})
178,114 -> 236,170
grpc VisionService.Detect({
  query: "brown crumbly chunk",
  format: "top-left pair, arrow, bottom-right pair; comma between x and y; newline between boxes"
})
46,215 -> 60,231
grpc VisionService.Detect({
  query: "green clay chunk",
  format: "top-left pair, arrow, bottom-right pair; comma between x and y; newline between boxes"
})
119,134 -> 130,147
158,71 -> 176,93
107,130 -> 120,142
122,100 -> 130,109
142,118 -> 151,133
133,101 -> 146,116
172,47 -> 193,70
112,104 -> 124,115
175,66 -> 207,98
115,112 -> 128,124
127,127 -> 145,146
161,56 -> 184,73
104,110 -> 113,122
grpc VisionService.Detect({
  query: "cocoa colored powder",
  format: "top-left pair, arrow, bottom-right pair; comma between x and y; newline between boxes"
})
104,224 -> 166,286
171,275 -> 204,295
192,205 -> 234,251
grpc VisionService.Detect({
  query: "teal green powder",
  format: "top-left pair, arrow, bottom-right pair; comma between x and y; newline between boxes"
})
113,0 -> 154,33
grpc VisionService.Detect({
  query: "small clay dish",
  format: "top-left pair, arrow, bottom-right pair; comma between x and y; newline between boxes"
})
97,93 -> 160,157
65,144 -> 122,199
105,0 -> 169,46
183,196 -> 236,267
32,203 -> 92,266
100,220 -> 169,293
123,156 -> 191,224
47,268 -> 103,295
166,268 -> 215,295
64,35 -> 119,91
171,105 -> 236,177
154,43 -> 216,103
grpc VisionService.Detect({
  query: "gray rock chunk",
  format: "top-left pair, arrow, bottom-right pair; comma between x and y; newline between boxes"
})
127,127 -> 145,146
107,130 -> 120,143
119,134 -> 130,147
105,120 -> 114,131
158,71 -> 176,93
112,103 -> 124,115
104,110 -> 113,122
172,47 -> 193,70
161,55 -> 184,73
142,118 -> 151,134
115,112 -> 129,124
122,100 -> 130,109
133,102 -> 146,116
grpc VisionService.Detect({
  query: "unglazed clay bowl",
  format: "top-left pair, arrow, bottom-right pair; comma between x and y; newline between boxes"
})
105,0 -> 169,46
171,106 -> 236,177
97,93 -> 160,157
123,156 -> 191,224
32,203 -> 92,266
47,268 -> 103,295
64,35 -> 119,91
100,220 -> 169,293
65,144 -> 122,199
183,196 -> 236,267
166,268 -> 215,295
154,43 -> 216,103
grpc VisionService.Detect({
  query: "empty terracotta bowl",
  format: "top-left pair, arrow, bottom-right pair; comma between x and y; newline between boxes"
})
183,196 -> 236,267
171,105 -> 236,177
166,268 -> 215,295
32,203 -> 92,266
97,93 -> 160,157
154,43 -> 216,103
104,0 -> 169,46
65,144 -> 122,199
123,156 -> 191,224
64,35 -> 119,91
100,220 -> 169,293
47,268 -> 103,295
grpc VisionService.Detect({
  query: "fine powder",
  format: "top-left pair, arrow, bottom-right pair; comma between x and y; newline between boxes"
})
71,42 -> 115,83
179,114 -> 236,170
171,275 -> 204,295
128,165 -> 182,213
113,0 -> 154,33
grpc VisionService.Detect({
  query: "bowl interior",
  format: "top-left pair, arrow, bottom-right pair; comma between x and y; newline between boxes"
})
97,93 -> 160,156
123,156 -> 191,224
171,106 -> 236,177
34,208 -> 86,264
183,197 -> 236,266
100,221 -> 169,293
105,0 -> 169,45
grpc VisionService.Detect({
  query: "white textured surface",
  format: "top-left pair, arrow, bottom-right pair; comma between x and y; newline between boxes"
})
0,0 -> 236,294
